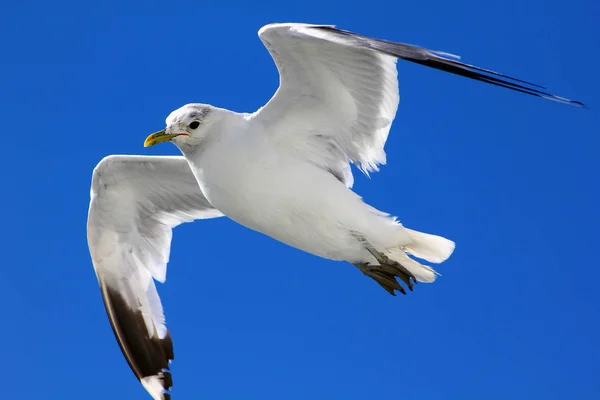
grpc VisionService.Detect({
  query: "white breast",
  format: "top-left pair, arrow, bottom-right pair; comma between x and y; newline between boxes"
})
188,133 -> 284,225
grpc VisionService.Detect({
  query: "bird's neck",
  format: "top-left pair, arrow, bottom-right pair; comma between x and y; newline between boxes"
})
179,109 -> 245,161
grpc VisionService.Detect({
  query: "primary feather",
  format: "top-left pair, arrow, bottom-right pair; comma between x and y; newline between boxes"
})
87,155 -> 222,400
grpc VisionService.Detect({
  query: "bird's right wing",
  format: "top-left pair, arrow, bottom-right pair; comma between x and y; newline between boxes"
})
87,155 -> 223,400
252,23 -> 585,178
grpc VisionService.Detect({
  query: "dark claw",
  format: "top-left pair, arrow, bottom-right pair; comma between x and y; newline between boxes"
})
353,239 -> 424,295
370,270 -> 403,292
382,285 -> 398,296
394,270 -> 414,290
354,262 -> 412,296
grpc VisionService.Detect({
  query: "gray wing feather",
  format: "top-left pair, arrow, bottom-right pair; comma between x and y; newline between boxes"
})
87,155 -> 222,400
253,23 -> 585,180
316,26 -> 585,107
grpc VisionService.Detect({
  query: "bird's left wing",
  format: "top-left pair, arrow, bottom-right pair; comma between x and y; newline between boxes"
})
87,155 -> 222,400
252,23 -> 585,178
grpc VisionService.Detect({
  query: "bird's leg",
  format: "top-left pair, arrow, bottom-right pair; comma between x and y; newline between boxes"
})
366,245 -> 418,287
353,262 -> 407,295
352,238 -> 418,296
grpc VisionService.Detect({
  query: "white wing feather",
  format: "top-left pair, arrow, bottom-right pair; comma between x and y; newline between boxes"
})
87,155 -> 222,400
253,23 -> 400,177
252,23 -> 584,182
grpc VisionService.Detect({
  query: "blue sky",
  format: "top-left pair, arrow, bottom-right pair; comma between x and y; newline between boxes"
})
1,0 -> 598,399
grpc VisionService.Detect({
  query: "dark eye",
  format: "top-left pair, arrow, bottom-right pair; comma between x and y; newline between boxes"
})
188,121 -> 200,130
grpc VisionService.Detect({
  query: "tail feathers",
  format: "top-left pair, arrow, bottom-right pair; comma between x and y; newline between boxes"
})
383,228 -> 454,284
403,228 -> 455,263
386,249 -> 440,283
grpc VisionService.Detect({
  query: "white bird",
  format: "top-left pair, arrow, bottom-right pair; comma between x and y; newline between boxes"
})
87,23 -> 584,400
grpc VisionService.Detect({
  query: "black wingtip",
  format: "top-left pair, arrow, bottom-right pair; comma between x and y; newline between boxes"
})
399,55 -> 587,108
99,281 -> 174,398
315,26 -> 586,108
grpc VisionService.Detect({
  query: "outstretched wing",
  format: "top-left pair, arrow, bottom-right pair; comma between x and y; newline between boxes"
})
253,23 -> 584,177
87,155 -> 222,400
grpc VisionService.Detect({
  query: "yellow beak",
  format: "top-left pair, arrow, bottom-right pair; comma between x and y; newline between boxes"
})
144,129 -> 183,147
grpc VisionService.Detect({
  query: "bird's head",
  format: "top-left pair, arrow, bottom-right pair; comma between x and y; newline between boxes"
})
144,103 -> 215,150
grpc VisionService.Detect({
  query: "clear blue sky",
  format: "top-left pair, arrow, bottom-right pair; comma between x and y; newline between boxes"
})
1,0 -> 598,399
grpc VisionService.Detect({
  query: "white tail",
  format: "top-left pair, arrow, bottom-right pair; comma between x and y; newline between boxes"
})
403,228 -> 455,263
386,228 -> 455,283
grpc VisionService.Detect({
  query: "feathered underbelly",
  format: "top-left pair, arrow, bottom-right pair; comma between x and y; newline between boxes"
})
195,159 -> 370,260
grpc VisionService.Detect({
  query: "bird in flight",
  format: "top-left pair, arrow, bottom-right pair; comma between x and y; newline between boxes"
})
87,23 -> 584,400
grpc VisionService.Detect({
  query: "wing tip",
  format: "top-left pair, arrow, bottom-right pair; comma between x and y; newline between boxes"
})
142,373 -> 173,400
311,25 -> 586,108
99,280 -> 174,399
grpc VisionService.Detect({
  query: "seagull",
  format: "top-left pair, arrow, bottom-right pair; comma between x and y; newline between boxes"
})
87,23 -> 584,400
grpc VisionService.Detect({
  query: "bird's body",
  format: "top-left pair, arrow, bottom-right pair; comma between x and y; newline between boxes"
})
86,23 -> 584,400
183,110 -> 409,263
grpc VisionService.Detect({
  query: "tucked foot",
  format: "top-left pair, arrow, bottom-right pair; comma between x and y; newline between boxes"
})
367,247 -> 418,285
350,235 -> 419,295
380,253 -> 418,286
354,262 -> 414,296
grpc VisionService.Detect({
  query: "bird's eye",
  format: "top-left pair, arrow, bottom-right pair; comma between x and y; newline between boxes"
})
188,121 -> 200,130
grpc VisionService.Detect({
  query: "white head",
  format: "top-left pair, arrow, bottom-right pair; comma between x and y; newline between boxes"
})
144,103 -> 218,151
